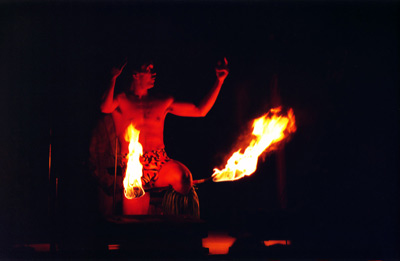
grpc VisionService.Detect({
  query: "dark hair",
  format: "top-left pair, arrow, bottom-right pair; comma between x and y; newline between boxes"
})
126,53 -> 154,73
114,54 -> 155,94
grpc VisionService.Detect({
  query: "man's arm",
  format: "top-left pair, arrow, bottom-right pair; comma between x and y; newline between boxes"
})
100,61 -> 127,113
169,58 -> 229,117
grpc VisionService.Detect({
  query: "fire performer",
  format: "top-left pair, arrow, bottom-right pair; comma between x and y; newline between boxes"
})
92,57 -> 229,218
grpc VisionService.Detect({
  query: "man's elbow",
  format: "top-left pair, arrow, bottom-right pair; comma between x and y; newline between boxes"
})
198,109 -> 208,117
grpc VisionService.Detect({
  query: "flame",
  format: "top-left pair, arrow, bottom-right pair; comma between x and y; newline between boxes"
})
212,107 -> 296,182
123,124 -> 145,199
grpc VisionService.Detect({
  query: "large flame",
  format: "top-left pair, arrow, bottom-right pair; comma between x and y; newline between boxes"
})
212,107 -> 296,182
123,124 -> 145,199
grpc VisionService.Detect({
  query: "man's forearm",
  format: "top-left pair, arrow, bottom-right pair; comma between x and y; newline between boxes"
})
198,78 -> 224,116
100,76 -> 117,113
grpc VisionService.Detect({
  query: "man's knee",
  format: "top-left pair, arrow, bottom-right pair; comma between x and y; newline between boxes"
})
161,160 -> 193,194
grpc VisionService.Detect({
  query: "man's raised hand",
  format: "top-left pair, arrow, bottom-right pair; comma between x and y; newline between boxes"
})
111,59 -> 128,78
216,57 -> 229,81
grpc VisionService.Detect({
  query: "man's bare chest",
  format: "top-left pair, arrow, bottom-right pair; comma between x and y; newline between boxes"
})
118,95 -> 170,122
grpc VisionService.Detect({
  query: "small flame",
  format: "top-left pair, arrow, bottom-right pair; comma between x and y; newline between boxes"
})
212,107 -> 296,182
123,124 -> 145,199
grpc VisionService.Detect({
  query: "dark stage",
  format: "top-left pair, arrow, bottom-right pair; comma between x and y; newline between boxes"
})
0,1 -> 398,259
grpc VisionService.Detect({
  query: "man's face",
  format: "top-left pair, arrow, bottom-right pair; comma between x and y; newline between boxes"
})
132,63 -> 156,90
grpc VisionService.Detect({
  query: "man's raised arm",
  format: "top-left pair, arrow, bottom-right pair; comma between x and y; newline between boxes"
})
169,58 -> 229,117
100,61 -> 127,113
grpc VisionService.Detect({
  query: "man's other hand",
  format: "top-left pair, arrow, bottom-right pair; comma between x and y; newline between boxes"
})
216,57 -> 229,81
111,58 -> 128,78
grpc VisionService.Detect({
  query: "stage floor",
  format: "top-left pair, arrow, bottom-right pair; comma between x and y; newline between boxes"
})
2,215 -> 392,260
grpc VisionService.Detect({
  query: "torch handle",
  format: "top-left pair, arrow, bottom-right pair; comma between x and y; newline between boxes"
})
193,176 -> 213,185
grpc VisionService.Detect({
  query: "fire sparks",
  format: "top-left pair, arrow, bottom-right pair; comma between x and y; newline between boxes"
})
212,107 -> 296,182
123,124 -> 145,199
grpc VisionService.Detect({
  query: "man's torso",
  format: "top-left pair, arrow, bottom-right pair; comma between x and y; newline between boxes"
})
112,92 -> 173,154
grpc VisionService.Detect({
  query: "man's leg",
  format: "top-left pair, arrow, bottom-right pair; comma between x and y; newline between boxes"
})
156,160 -> 193,194
156,160 -> 199,217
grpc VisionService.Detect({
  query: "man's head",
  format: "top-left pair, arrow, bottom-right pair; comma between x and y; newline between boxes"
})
130,62 -> 156,93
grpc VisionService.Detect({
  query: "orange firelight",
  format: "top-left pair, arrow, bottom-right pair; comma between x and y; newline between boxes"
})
212,107 -> 296,182
123,124 -> 145,199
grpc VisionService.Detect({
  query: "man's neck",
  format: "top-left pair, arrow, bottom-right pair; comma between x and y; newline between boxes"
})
130,86 -> 148,99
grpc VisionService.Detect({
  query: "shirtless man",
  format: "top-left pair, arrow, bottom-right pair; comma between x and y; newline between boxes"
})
100,58 -> 229,215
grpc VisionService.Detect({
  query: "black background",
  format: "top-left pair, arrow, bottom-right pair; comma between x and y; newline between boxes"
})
0,1 -> 398,257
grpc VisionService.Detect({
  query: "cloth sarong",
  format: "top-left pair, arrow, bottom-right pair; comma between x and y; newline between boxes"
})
162,187 -> 200,218
139,148 -> 170,188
